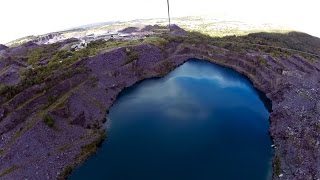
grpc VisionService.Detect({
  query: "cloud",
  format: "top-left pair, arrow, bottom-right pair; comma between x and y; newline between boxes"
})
164,102 -> 209,120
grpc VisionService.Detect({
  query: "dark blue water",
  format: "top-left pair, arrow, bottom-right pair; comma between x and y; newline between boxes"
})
70,59 -> 273,180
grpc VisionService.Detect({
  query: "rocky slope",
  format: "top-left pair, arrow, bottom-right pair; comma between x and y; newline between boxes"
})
0,25 -> 319,179
0,44 -> 8,51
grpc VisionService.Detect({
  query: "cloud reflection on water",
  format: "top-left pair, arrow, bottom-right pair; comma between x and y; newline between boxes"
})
119,60 -> 267,121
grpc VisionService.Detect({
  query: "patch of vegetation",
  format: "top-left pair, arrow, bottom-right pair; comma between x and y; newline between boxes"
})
1,37 -> 167,102
82,131 -> 106,151
76,131 -> 106,162
184,31 -> 216,44
88,76 -> 99,88
3,30 -> 318,105
274,154 -> 282,176
26,43 -> 61,65
257,56 -> 267,66
158,60 -> 175,76
55,96 -> 69,109
0,84 -> 9,95
0,60 -> 86,103
43,114 -> 55,128
160,33 -> 186,43
54,50 -> 73,59
178,30 -> 320,61
87,39 -> 106,49
47,95 -> 58,107
0,166 -> 18,178
245,32 -> 320,55
0,85 -> 20,101
143,37 -> 169,47
85,39 -> 142,54
124,48 -> 139,65
27,48 -> 43,64
58,144 -> 72,152
59,166 -> 73,179
185,24 -> 319,55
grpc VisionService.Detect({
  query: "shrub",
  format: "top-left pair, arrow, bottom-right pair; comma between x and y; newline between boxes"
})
55,50 -> 73,59
87,39 -> 106,49
43,114 -> 54,128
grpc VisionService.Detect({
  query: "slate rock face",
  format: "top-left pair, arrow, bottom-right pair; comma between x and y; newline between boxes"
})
316,101 -> 320,114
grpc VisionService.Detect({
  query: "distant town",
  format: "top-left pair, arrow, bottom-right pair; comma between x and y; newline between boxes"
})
5,16 -> 290,48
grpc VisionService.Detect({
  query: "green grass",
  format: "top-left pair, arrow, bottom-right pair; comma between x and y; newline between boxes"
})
143,37 -> 169,47
86,39 -> 142,53
27,48 -> 43,65
0,57 -> 86,103
26,43 -> 61,65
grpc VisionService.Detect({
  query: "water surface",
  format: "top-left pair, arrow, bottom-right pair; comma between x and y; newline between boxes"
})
70,59 -> 272,180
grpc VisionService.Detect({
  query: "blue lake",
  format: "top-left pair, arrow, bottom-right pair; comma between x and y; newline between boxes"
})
70,59 -> 273,180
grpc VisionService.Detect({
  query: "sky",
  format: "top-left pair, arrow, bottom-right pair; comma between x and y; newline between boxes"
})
0,0 -> 319,44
